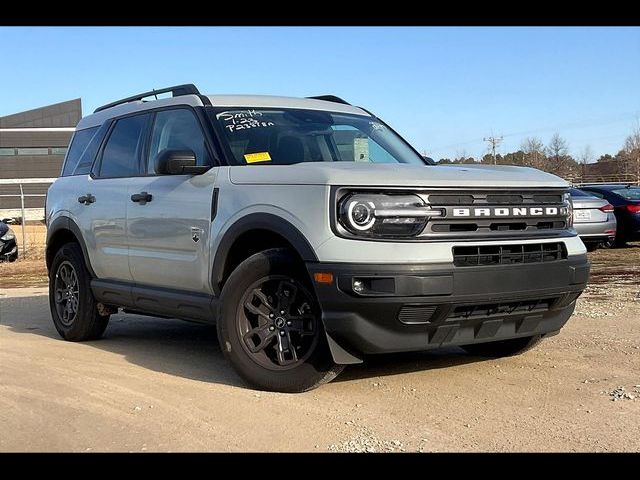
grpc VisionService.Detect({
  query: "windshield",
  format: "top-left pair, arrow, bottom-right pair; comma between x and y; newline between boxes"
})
209,108 -> 427,166
613,187 -> 640,201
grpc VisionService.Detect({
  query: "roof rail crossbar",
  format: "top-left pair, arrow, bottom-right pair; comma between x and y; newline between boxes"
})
94,84 -> 201,113
307,95 -> 351,105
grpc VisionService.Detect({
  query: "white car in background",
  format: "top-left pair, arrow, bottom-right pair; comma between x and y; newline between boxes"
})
569,188 -> 617,251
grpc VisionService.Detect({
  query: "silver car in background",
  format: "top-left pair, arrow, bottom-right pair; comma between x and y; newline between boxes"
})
570,188 -> 616,251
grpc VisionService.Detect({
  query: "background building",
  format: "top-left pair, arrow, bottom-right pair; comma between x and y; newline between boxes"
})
0,99 -> 80,217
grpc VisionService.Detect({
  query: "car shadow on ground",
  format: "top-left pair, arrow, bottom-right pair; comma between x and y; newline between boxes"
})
3,294 -> 487,390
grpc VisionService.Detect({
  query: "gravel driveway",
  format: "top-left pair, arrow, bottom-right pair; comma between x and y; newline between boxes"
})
1,246 -> 638,452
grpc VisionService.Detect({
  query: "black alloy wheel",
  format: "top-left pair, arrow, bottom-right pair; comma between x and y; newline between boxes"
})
53,261 -> 80,326
238,275 -> 318,370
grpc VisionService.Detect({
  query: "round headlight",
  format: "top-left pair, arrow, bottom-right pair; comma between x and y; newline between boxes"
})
338,192 -> 434,238
347,200 -> 376,231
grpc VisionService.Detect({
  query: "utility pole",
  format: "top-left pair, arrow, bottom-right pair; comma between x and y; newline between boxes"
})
483,135 -> 503,165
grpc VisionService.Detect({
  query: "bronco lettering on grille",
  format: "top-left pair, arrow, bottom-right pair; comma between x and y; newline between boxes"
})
451,207 -> 560,217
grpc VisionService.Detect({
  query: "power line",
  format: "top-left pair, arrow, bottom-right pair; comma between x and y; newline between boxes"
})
483,135 -> 503,165
428,111 -> 639,154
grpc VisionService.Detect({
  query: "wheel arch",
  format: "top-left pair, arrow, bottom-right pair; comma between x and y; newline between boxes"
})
46,216 -> 96,277
211,213 -> 318,296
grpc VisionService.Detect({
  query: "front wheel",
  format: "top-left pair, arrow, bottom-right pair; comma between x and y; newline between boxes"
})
461,335 -> 543,357
217,248 -> 344,392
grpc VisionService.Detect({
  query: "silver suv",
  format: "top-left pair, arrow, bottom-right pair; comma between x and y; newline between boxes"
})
46,84 -> 590,392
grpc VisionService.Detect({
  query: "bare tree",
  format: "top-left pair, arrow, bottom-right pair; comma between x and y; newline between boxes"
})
546,133 -> 570,175
622,121 -> 640,182
578,145 -> 594,183
521,137 -> 545,168
579,145 -> 594,165
455,148 -> 468,163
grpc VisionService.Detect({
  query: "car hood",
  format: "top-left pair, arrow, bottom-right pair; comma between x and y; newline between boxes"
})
0,222 -> 8,237
229,162 -> 569,188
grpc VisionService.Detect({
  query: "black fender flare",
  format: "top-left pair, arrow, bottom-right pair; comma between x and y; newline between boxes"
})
211,213 -> 318,296
46,216 -> 96,277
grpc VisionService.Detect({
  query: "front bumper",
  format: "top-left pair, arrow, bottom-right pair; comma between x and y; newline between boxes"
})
307,255 -> 589,359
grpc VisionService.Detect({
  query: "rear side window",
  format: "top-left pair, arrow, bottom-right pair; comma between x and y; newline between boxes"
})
98,114 -> 150,178
62,127 -> 99,176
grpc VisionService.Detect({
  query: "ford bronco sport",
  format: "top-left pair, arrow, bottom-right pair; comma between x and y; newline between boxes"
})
45,84 -> 590,392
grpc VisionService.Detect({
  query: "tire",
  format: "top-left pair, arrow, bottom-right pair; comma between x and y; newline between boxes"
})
585,243 -> 599,252
613,237 -> 628,248
601,238 -> 614,249
461,335 -> 543,357
217,248 -> 344,393
49,242 -> 110,341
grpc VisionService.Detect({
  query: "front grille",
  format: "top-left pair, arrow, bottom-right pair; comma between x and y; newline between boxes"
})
420,189 -> 568,239
453,242 -> 567,267
448,298 -> 557,320
398,305 -> 438,324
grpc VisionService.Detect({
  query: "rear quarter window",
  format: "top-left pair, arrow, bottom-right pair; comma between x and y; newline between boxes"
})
62,127 -> 99,176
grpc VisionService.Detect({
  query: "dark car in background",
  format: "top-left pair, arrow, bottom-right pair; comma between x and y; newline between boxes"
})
569,188 -> 616,251
579,184 -> 640,246
0,219 -> 19,262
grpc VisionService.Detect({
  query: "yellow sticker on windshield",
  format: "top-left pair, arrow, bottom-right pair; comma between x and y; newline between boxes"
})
244,152 -> 272,164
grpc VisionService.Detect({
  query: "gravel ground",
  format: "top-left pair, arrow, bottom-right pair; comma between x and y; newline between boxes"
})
0,244 -> 638,452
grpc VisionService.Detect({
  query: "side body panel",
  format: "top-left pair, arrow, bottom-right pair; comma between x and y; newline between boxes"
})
47,175 -> 132,281
126,171 -> 218,292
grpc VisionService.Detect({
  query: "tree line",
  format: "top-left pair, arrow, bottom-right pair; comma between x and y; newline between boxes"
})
435,124 -> 640,183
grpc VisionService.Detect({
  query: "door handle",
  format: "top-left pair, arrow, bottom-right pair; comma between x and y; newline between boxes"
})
78,194 -> 95,205
131,191 -> 153,204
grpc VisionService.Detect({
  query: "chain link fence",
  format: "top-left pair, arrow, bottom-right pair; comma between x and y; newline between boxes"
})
0,178 -> 55,258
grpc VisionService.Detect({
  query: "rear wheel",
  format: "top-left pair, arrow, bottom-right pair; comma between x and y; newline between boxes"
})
217,248 -> 344,392
461,335 -> 543,357
613,236 -> 628,248
601,238 -> 615,249
585,242 -> 599,252
49,242 -> 110,341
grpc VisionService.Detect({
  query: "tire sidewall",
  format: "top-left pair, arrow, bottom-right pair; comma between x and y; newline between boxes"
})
49,243 -> 103,340
218,249 -> 339,392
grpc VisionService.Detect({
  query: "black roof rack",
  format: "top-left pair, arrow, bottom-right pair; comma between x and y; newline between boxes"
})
306,95 -> 351,105
94,84 -> 201,113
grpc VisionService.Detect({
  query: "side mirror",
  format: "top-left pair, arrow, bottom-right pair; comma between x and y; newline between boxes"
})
155,149 -> 209,175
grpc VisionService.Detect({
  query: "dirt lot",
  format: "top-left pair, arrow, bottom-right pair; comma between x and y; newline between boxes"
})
0,223 -> 48,289
1,235 -> 639,452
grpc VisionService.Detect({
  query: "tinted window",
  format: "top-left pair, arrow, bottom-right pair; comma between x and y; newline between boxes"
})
583,189 -> 604,199
612,187 -> 640,201
73,123 -> 110,176
0,148 -> 15,156
99,114 -> 149,178
147,109 -> 210,173
51,147 -> 68,155
569,188 -> 594,197
62,127 -> 99,176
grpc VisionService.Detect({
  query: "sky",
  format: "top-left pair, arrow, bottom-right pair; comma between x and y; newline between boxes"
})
1,27 -> 638,162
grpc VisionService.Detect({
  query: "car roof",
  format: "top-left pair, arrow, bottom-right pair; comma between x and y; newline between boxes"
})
582,184 -> 636,190
205,94 -> 369,116
77,93 -> 370,130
